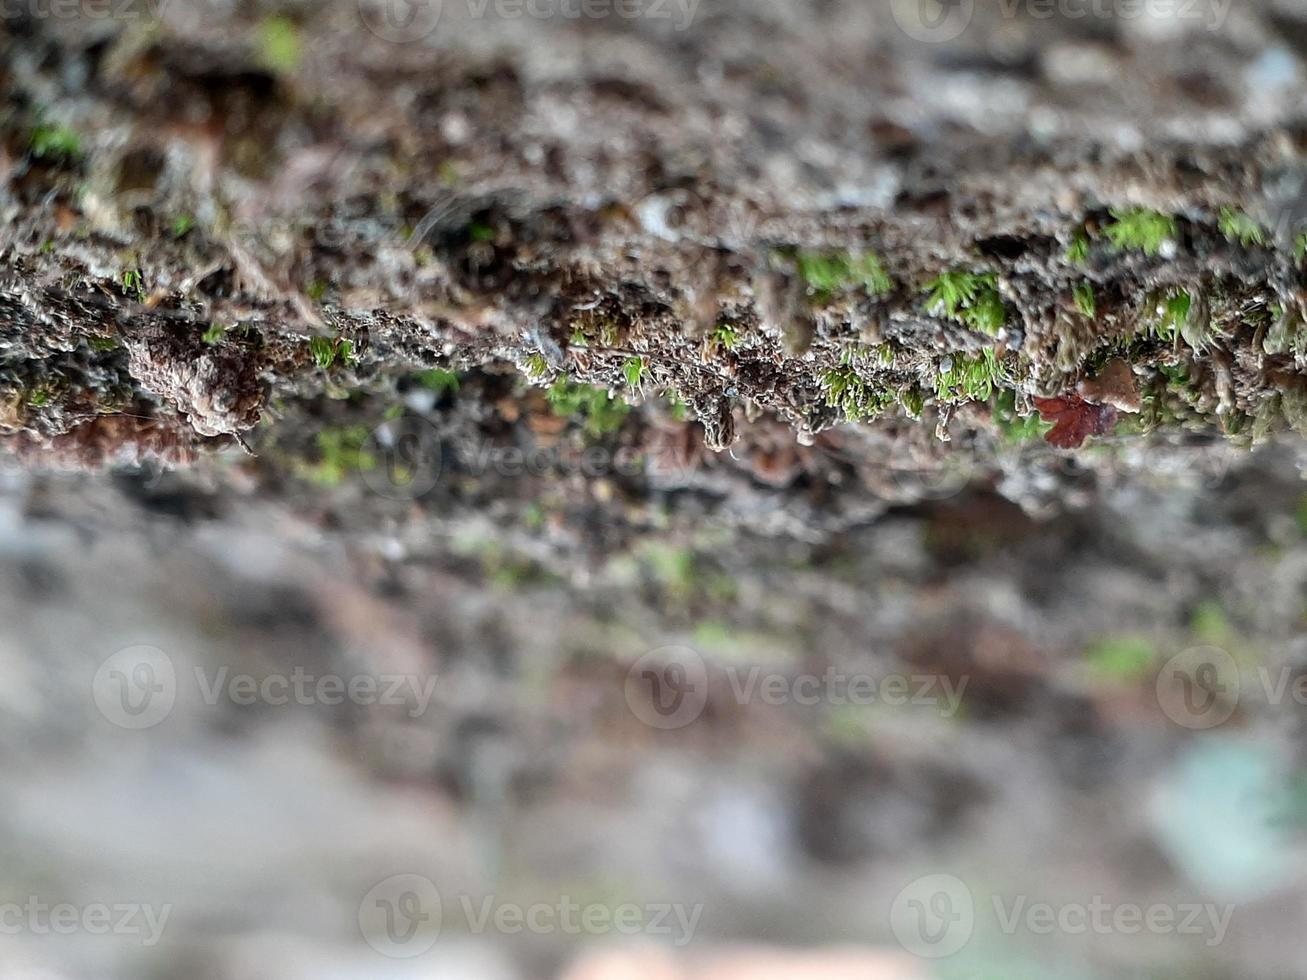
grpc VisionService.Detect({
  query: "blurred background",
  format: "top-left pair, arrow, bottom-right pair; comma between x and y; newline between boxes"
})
6,0 -> 1307,977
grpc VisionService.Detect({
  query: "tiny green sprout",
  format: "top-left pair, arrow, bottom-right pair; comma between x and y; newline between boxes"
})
1065,230 -> 1091,264
524,353 -> 550,379
1073,282 -> 1096,318
708,323 -> 738,352
306,279 -> 328,302
468,221 -> 495,243
201,323 -> 227,345
936,349 -> 1002,403
623,356 -> 646,389
121,269 -> 145,301
1219,208 -> 1266,247
171,215 -> 195,238
1151,289 -> 1192,342
258,15 -> 302,74
900,386 -> 925,418
337,339 -> 357,366
309,336 -> 339,369
820,366 -> 888,422
1296,232 -> 1307,262
570,328 -> 588,347
26,388 -> 51,409
29,122 -> 81,161
416,368 -> 460,394
1103,208 -> 1178,257
796,250 -> 892,302
924,270 -> 1006,336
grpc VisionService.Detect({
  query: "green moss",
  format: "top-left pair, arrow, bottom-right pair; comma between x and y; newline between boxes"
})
708,323 -> 738,352
1084,635 -> 1156,683
1147,289 -> 1192,342
820,366 -> 890,422
120,269 -> 145,301
547,380 -> 630,435
623,356 -> 646,389
468,221 -> 495,243
201,323 -> 228,345
992,389 -> 1048,443
1218,207 -> 1266,247
258,15 -> 302,74
936,349 -> 1003,403
664,389 -> 688,421
797,250 -> 892,303
924,271 -> 1006,336
305,279 -> 328,302
308,335 -> 356,370
416,368 -> 460,394
1073,282 -> 1096,319
1296,233 -> 1307,262
524,353 -> 550,379
29,122 -> 81,162
171,214 -> 195,238
1103,208 -> 1177,256
1190,600 -> 1232,645
1065,230 -> 1091,264
297,425 -> 375,487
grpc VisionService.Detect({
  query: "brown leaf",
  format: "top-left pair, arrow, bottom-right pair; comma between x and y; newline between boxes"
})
1033,394 -> 1117,449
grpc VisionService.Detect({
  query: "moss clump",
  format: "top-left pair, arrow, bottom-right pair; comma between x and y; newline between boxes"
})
1218,208 -> 1266,247
416,368 -> 460,394
707,323 -> 738,353
924,271 -> 1006,336
1103,208 -> 1177,256
29,122 -> 81,162
992,389 -> 1048,443
1073,282 -> 1096,319
546,380 -> 630,435
797,250 -> 892,303
820,366 -> 890,422
297,425 -> 376,487
936,349 -> 1002,403
309,336 -> 356,370
623,356 -> 646,389
1065,230 -> 1091,264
